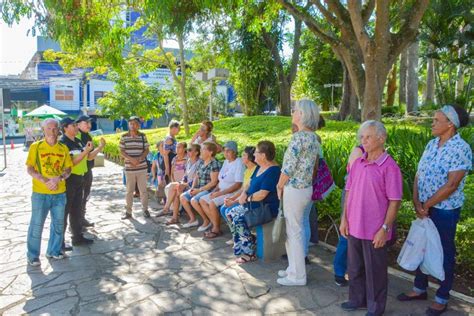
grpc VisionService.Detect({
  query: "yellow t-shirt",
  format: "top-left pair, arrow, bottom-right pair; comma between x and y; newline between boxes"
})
26,140 -> 73,194
243,165 -> 257,187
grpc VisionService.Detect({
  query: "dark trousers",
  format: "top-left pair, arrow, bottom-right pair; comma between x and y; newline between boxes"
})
65,174 -> 84,241
81,170 -> 93,222
309,204 -> 319,243
414,207 -> 460,303
348,235 -> 388,316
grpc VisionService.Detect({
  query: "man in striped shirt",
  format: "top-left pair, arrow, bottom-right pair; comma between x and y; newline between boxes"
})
120,116 -> 150,219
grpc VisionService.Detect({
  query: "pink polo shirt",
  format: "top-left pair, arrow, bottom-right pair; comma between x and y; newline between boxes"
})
345,152 -> 402,240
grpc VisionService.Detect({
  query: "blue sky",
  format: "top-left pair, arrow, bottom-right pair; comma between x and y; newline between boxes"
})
0,16 -> 37,75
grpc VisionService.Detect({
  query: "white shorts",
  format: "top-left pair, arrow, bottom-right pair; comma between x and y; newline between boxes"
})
200,192 -> 233,207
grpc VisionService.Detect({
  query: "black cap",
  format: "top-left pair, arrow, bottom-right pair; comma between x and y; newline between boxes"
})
128,116 -> 141,123
76,115 -> 92,123
60,117 -> 76,129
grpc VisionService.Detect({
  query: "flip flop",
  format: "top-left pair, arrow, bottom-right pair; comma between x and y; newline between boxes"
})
236,254 -> 257,264
166,218 -> 180,225
203,231 -> 223,240
155,209 -> 170,217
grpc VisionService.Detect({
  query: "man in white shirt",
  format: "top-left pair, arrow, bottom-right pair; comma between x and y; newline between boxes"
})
199,141 -> 244,238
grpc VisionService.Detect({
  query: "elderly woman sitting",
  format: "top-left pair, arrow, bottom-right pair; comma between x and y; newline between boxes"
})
179,142 -> 220,229
397,105 -> 472,316
227,141 -> 280,264
199,141 -> 244,238
339,120 -> 403,316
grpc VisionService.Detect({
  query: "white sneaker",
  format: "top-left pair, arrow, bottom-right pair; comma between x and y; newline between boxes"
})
46,254 -> 66,260
277,277 -> 306,286
197,223 -> 212,232
278,270 -> 288,277
27,258 -> 41,266
225,239 -> 234,246
182,220 -> 199,228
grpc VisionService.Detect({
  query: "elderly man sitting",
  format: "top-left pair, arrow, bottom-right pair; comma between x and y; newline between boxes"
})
339,120 -> 403,316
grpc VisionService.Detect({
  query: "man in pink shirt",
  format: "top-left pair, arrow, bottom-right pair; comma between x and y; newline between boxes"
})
340,120 -> 403,316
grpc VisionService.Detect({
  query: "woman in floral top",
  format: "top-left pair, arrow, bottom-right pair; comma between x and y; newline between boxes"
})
276,99 -> 320,287
398,105 -> 472,316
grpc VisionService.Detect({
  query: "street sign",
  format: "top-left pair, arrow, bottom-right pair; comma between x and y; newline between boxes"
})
323,83 -> 343,110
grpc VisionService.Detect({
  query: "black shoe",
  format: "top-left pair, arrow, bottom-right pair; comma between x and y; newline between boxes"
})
72,237 -> 94,246
335,275 -> 348,287
83,220 -> 95,227
62,243 -> 73,252
341,301 -> 367,311
143,210 -> 151,218
397,292 -> 428,302
121,213 -> 132,220
426,304 -> 448,316
281,254 -> 288,260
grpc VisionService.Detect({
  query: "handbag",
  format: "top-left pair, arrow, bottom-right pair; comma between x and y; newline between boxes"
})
272,199 -> 285,243
312,158 -> 336,201
243,196 -> 274,228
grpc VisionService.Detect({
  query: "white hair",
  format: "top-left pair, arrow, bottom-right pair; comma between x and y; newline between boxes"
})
41,118 -> 59,128
357,120 -> 387,140
296,99 -> 320,131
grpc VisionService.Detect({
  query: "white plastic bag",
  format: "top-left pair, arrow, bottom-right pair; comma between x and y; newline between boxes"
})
397,219 -> 427,271
420,218 -> 445,281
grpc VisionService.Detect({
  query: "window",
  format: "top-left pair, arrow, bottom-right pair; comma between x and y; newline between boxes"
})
94,91 -> 106,104
55,89 -> 74,101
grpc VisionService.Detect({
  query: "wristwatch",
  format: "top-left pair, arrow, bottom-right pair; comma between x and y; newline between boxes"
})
382,224 -> 390,232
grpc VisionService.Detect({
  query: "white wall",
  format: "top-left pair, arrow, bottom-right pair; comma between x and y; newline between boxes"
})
140,68 -> 173,88
89,79 -> 115,109
49,79 -> 80,111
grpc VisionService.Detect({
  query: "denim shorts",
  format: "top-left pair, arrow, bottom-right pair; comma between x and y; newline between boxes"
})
182,189 -> 210,202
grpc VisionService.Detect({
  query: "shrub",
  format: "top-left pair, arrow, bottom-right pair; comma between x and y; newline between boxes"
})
456,218 -> 474,270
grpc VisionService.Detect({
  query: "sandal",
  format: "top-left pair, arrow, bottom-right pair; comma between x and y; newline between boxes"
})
166,218 -> 180,225
204,231 -> 223,240
155,209 -> 169,217
236,254 -> 257,264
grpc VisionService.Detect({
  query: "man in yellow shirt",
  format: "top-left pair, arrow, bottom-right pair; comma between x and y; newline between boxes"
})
26,118 -> 73,266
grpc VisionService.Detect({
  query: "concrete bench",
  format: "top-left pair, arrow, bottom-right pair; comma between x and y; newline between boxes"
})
94,153 -> 105,167
255,220 -> 286,262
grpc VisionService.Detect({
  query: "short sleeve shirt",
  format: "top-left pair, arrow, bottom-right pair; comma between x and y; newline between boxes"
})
119,132 -> 149,173
417,134 -> 472,210
282,131 -> 320,189
247,165 -> 281,217
77,131 -> 94,169
218,158 -> 244,190
195,158 -> 220,189
26,140 -> 73,194
345,152 -> 403,240
60,135 -> 88,176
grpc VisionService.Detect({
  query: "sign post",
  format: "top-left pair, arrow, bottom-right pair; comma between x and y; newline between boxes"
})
0,88 -> 7,171
323,83 -> 342,110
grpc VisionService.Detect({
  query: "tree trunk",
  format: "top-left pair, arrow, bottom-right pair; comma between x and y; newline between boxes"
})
177,34 -> 190,136
338,64 -> 359,121
279,78 -> 291,116
424,56 -> 435,105
361,61 -> 384,121
386,62 -> 397,107
406,41 -> 419,114
399,48 -> 407,106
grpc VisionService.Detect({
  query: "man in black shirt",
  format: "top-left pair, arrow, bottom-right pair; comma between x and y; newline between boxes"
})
60,117 -> 94,247
76,115 -> 106,227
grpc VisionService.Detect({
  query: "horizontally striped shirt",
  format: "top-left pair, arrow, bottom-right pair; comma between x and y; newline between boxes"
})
119,131 -> 149,173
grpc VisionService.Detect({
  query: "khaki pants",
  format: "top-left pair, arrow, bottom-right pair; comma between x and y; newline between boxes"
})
125,170 -> 148,214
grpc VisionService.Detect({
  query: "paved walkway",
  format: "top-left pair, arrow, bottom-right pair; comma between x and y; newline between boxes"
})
0,146 -> 472,315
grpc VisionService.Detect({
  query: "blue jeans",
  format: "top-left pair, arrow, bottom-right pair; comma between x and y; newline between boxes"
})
414,207 -> 461,305
333,188 -> 347,277
182,190 -> 209,202
302,202 -> 318,256
27,192 -> 66,261
334,235 -> 348,277
220,203 -> 240,235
